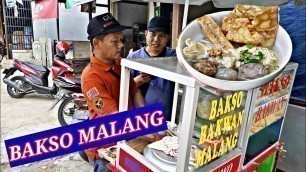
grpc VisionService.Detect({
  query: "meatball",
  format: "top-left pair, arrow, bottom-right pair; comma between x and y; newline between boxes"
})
193,60 -> 218,76
215,67 -> 238,80
237,63 -> 268,80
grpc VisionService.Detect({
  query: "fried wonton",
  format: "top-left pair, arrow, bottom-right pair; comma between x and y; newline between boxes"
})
222,4 -> 279,49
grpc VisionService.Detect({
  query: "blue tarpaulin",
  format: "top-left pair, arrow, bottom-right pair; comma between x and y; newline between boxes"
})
279,1 -> 306,103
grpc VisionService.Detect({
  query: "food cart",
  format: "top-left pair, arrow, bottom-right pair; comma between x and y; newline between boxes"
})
117,54 -> 297,172
118,57 -> 250,172
114,1 -> 297,171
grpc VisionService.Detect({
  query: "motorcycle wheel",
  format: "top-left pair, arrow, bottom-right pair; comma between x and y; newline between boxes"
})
58,96 -> 76,126
7,76 -> 26,98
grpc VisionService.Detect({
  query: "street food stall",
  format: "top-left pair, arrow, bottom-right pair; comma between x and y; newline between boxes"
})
113,3 -> 298,172
117,60 -> 297,172
118,57 -> 252,172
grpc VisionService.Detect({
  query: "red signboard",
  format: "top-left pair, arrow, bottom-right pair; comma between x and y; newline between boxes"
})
119,149 -> 152,172
211,154 -> 241,172
33,0 -> 58,20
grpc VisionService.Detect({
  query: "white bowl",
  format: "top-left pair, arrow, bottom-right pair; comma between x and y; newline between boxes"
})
176,11 -> 292,91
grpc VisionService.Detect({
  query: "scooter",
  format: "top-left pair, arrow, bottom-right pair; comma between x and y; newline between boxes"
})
2,56 -> 78,98
48,76 -> 89,126
51,41 -> 89,79
48,76 -> 89,163
2,41 -> 84,98
2,59 -> 58,98
57,93 -> 89,126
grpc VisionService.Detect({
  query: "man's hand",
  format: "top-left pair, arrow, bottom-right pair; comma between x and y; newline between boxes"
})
134,72 -> 151,87
133,90 -> 145,108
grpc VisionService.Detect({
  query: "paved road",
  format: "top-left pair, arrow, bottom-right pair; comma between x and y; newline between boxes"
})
0,70 -> 91,172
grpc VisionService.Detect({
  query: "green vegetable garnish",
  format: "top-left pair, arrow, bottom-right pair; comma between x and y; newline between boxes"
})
219,53 -> 223,59
239,50 -> 263,64
252,52 -> 264,61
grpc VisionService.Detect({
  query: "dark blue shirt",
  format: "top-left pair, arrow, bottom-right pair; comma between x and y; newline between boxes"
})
127,47 -> 176,120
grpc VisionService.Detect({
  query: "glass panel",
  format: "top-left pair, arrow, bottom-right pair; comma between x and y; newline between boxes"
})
245,67 -> 297,164
249,69 -> 296,136
194,88 -> 248,169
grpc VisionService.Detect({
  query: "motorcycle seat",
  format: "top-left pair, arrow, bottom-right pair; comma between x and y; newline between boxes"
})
23,61 -> 48,72
66,77 -> 81,85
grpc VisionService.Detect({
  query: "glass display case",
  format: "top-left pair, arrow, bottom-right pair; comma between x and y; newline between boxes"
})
117,57 -> 297,172
241,63 -> 298,172
118,57 -> 253,172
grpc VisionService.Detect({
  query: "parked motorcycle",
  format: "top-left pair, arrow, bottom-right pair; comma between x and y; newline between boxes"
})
2,41 -> 84,98
50,77 -> 89,163
2,59 -> 58,98
52,41 -> 75,78
58,93 -> 89,126
48,76 -> 89,126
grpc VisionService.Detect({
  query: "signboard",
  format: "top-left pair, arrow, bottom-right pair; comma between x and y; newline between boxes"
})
154,6 -> 160,16
249,68 -> 297,136
33,0 -> 58,20
66,0 -> 94,9
210,154 -> 241,172
5,104 -> 167,167
194,88 -> 248,169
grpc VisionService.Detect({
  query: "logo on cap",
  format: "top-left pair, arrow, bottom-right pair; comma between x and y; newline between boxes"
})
103,14 -> 113,21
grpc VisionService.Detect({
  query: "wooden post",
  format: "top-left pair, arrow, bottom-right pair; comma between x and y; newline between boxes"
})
171,4 -> 183,49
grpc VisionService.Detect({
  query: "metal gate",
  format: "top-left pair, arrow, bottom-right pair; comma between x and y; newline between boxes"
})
2,0 -> 33,59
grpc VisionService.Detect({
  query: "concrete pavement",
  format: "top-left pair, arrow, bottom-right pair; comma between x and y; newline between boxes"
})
0,69 -> 91,172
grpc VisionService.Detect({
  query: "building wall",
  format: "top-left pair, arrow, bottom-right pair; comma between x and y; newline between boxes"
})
58,3 -> 90,41
32,1 -> 147,41
32,18 -> 58,42
31,2 -> 107,58
31,1 -> 147,58
117,2 -> 148,38
32,2 -> 108,42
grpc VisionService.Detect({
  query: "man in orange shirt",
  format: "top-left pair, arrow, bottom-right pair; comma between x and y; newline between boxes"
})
82,13 -> 145,171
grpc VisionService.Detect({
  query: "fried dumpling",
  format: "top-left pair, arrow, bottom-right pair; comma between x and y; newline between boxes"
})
222,4 -> 279,49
